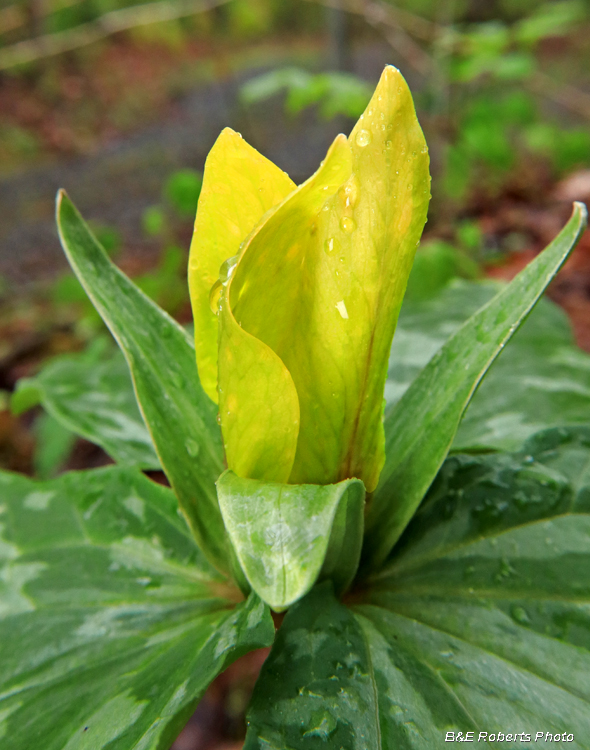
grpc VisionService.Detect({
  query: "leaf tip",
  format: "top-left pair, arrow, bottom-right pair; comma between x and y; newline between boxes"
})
55,188 -> 66,214
573,200 -> 588,226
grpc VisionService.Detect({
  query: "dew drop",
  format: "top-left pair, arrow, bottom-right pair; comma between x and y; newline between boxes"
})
335,300 -> 349,319
355,129 -> 372,147
385,140 -> 392,149
324,237 -> 338,256
339,176 -> 360,208
340,217 -> 356,233
209,280 -> 223,314
186,439 -> 200,457
511,605 -> 531,626
216,412 -> 221,425
219,254 -> 239,285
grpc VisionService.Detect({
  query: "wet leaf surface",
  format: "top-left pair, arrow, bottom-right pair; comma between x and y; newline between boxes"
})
0,465 -> 274,750
364,204 -> 587,571
217,472 -> 365,610
12,347 -> 159,469
57,192 -> 229,573
246,427 -> 590,749
387,279 -> 590,453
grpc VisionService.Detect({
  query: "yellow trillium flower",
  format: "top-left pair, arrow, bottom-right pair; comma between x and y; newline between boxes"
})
188,66 -> 430,493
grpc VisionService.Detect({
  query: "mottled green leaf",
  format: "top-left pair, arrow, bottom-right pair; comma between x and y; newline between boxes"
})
245,582 -> 380,750
0,466 -> 274,750
364,202 -> 587,571
56,191 -> 228,573
217,472 -> 365,610
13,347 -> 159,470
387,280 -> 590,452
359,426 -> 590,745
247,428 -> 590,748
33,412 -> 77,478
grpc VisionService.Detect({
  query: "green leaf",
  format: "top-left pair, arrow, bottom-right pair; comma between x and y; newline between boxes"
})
244,582 -> 380,750
217,472 -> 365,610
13,348 -> 160,469
386,279 -> 590,452
164,169 -> 202,218
34,412 -> 77,478
0,465 -> 274,750
359,426 -> 590,742
247,428 -> 590,747
364,202 -> 587,571
10,381 -> 42,414
56,191 -> 228,573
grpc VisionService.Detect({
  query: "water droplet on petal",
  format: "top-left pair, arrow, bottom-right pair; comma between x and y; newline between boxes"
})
219,254 -> 239,285
339,176 -> 360,209
324,237 -> 338,256
209,280 -> 223,314
355,129 -> 372,147
340,217 -> 356,233
336,300 -> 349,319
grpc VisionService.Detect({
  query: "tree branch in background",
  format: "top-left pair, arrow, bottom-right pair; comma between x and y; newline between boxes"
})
308,0 -> 590,123
304,0 -> 434,76
0,0 -> 231,71
530,71 -> 590,122
0,0 -> 88,36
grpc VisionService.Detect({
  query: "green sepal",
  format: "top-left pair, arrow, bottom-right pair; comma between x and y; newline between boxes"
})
216,471 -> 365,611
364,202 -> 588,572
56,190 -> 229,573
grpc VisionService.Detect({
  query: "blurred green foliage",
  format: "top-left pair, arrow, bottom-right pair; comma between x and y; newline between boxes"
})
163,168 -> 202,217
240,0 -> 590,205
241,68 -> 372,119
405,239 -> 480,303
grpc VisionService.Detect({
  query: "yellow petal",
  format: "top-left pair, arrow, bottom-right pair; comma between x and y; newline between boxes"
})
188,128 -> 295,403
228,66 -> 430,491
219,134 -> 353,482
